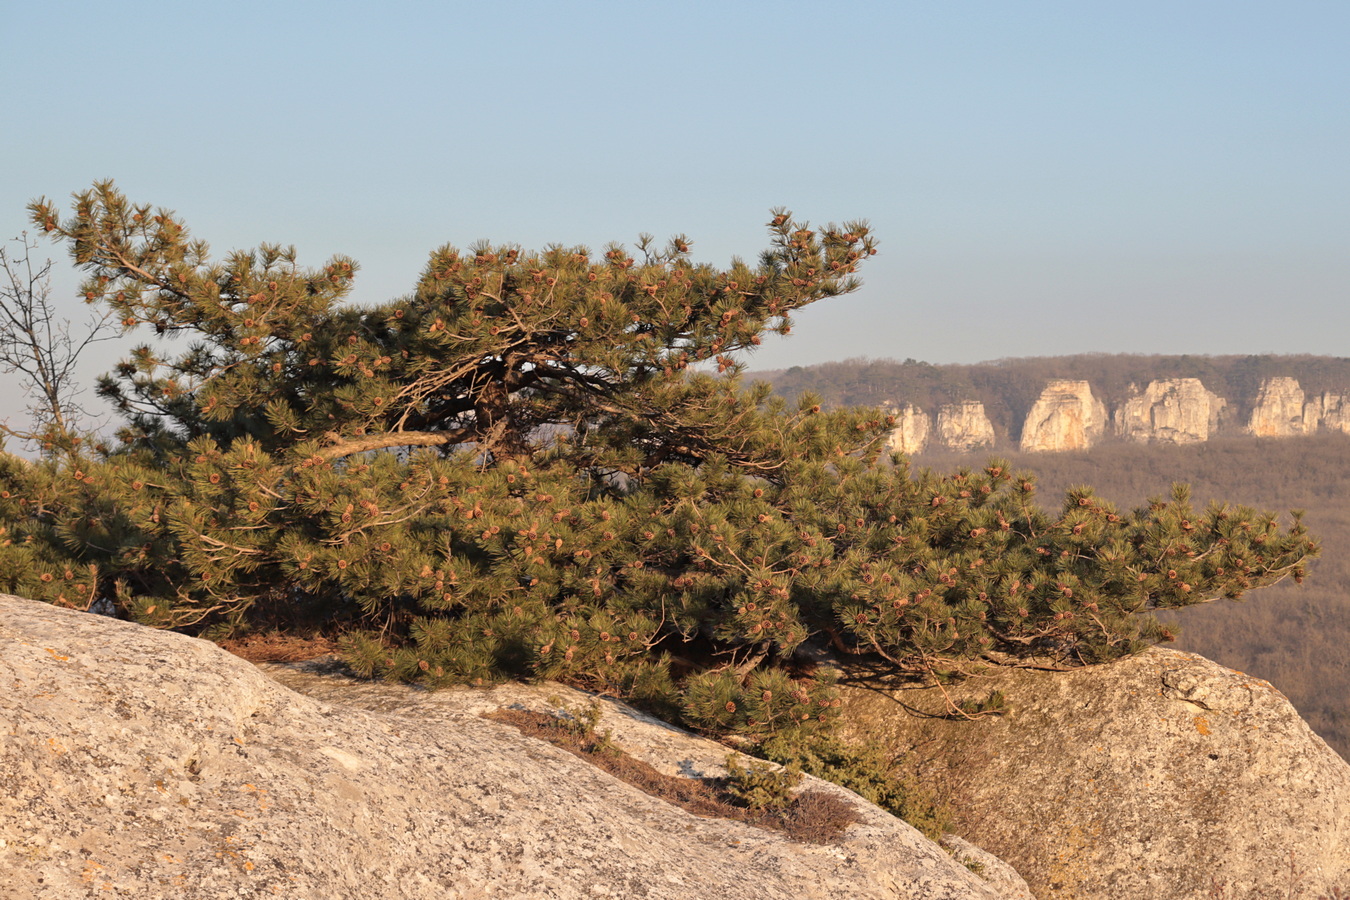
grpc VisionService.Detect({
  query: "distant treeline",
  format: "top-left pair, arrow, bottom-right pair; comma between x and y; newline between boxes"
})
914,434 -> 1350,761
754,354 -> 1350,445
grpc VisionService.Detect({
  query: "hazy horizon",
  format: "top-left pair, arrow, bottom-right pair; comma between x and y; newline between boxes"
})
3,2 -> 1347,433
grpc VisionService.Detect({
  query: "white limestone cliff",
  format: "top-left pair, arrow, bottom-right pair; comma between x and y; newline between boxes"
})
1247,376 -> 1316,437
1114,378 -> 1226,445
1019,380 -> 1107,453
1309,391 -> 1350,435
936,401 -> 996,452
885,403 -> 931,455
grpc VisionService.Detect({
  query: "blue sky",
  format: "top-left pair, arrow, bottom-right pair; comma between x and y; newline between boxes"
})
2,2 -> 1348,430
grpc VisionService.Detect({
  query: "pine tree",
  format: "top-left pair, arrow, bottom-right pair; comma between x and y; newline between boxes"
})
0,181 -> 1316,734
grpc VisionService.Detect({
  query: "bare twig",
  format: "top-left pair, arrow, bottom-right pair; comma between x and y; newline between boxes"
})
0,233 -> 116,451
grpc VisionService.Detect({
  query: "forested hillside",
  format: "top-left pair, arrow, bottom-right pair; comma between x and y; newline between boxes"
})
898,435 -> 1350,759
760,354 -> 1350,445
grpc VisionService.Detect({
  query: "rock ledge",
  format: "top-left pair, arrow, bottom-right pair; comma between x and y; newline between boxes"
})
0,595 -> 1021,900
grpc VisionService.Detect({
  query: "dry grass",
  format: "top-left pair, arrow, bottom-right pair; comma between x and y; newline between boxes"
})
219,631 -> 340,663
485,708 -> 858,844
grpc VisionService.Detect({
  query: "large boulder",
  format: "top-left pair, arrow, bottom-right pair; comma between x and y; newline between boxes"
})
0,595 -> 1023,900
836,648 -> 1350,900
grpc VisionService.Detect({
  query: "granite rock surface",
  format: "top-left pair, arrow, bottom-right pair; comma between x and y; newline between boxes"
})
0,594 -> 1024,900
836,648 -> 1350,900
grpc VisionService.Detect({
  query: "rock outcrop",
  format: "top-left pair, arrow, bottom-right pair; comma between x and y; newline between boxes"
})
886,403 -> 931,455
1247,376 -> 1316,437
1114,378 -> 1226,444
1310,391 -> 1350,435
936,401 -> 996,452
836,649 -> 1350,900
0,595 -> 1022,900
1019,380 -> 1108,452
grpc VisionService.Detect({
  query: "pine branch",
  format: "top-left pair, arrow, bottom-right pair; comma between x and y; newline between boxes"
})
316,428 -> 474,460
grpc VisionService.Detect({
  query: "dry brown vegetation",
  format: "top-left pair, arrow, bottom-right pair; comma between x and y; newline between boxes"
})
220,631 -> 341,663
485,707 -> 859,844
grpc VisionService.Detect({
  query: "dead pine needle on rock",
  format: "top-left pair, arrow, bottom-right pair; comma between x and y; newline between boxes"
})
483,705 -> 859,844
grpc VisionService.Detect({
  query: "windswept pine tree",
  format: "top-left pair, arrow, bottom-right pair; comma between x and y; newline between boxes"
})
0,182 -> 1317,733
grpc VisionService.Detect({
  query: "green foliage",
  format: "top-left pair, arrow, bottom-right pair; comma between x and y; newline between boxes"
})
979,433 -> 1350,759
0,182 -> 1319,743
546,698 -> 607,744
723,754 -> 802,810
957,689 -> 1006,718
755,730 -> 952,841
681,667 -> 840,735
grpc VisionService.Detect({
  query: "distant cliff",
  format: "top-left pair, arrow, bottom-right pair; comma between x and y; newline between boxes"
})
936,400 -> 996,452
1115,378 -> 1225,445
757,355 -> 1350,454
1019,380 -> 1107,453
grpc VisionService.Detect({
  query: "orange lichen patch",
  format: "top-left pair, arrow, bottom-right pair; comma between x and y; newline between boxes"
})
47,737 -> 67,754
80,859 -> 113,890
1194,716 -> 1212,735
44,647 -> 69,661
242,783 -> 272,811
1046,820 -> 1102,893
